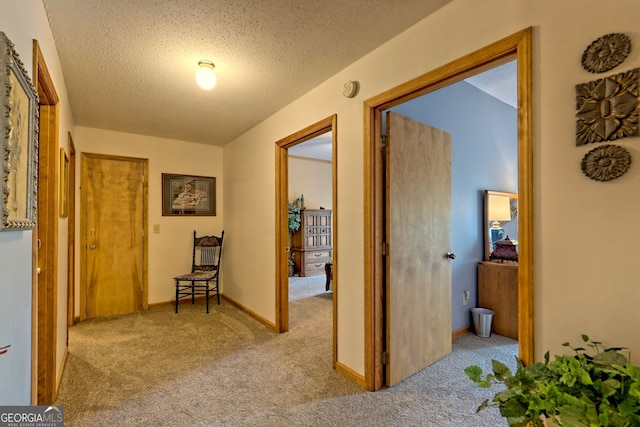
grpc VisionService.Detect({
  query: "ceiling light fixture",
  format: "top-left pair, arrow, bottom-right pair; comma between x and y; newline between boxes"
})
196,60 -> 217,90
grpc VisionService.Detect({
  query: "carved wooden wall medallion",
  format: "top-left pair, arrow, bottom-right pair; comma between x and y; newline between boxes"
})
576,68 -> 639,146
581,33 -> 631,73
581,144 -> 631,181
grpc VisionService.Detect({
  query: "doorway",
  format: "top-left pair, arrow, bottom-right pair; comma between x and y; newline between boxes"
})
275,115 -> 337,364
288,131 -> 333,298
364,28 -> 533,390
79,153 -> 148,320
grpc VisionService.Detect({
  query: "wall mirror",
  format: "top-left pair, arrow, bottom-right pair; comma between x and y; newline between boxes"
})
484,190 -> 518,261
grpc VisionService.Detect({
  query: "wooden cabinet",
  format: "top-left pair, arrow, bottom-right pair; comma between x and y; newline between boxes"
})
477,261 -> 518,340
292,209 -> 332,277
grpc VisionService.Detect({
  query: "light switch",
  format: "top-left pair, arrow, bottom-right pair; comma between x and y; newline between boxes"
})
153,224 -> 160,234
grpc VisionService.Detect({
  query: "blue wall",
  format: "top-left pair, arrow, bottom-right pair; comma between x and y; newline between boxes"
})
390,80 -> 517,332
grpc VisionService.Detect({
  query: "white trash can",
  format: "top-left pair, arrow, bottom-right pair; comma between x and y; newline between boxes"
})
471,308 -> 494,338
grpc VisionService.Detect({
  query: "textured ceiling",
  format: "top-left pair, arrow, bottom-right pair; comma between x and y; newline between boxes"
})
42,0 -> 452,146
465,60 -> 517,108
289,131 -> 332,161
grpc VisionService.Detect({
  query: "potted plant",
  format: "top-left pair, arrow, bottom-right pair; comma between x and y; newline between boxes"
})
464,335 -> 640,426
288,202 -> 301,234
287,202 -> 301,277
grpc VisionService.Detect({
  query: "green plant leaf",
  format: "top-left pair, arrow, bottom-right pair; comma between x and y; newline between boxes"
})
465,335 -> 640,427
464,365 -> 483,382
492,359 -> 513,379
601,378 -> 621,397
594,350 -> 628,366
477,398 -> 491,413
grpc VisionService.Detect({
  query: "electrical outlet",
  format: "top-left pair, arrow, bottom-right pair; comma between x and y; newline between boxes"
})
463,290 -> 470,306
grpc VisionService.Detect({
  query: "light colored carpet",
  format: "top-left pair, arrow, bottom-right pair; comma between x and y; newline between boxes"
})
55,276 -> 516,426
288,274 -> 329,301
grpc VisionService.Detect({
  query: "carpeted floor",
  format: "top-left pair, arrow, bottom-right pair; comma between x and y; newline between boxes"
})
54,276 -> 517,426
288,274 -> 330,301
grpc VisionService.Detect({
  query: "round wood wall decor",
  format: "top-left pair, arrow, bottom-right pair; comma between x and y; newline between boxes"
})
581,144 -> 631,181
581,33 -> 631,73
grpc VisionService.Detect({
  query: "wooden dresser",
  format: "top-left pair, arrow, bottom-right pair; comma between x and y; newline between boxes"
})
477,261 -> 518,339
292,209 -> 332,277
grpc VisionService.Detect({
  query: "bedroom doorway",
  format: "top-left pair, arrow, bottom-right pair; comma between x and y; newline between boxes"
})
364,28 -> 533,390
275,114 -> 338,365
288,131 -> 333,300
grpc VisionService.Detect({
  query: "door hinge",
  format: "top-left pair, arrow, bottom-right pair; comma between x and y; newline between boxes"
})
381,351 -> 389,365
381,135 -> 388,149
381,242 -> 387,256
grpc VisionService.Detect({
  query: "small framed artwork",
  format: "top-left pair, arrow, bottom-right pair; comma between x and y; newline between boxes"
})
162,173 -> 216,216
1,32 -> 39,231
59,147 -> 69,217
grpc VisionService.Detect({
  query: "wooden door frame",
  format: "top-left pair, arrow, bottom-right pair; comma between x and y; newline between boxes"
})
79,153 -> 149,321
363,28 -> 533,391
275,115 -> 338,364
32,39 -> 60,404
67,133 -> 76,330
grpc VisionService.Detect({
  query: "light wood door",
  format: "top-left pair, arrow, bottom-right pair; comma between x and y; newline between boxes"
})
81,155 -> 145,319
386,112 -> 452,386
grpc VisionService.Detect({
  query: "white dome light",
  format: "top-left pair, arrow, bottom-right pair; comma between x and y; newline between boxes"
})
196,60 -> 217,90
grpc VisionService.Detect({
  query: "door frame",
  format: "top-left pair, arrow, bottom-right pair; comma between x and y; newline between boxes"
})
67,133 -> 76,329
79,153 -> 149,321
274,114 -> 338,363
364,28 -> 534,391
32,39 -> 60,405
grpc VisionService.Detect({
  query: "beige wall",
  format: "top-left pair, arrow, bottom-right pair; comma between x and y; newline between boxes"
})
0,0 -> 76,402
288,156 -> 332,210
74,127 -> 224,306
224,0 -> 640,375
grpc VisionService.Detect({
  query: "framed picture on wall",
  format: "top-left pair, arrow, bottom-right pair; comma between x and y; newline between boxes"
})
162,173 -> 216,216
0,32 -> 39,231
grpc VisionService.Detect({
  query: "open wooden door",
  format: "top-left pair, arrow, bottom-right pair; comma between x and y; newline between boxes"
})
385,111 -> 453,386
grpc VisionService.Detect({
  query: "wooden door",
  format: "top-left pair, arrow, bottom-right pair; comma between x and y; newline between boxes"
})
81,155 -> 146,319
386,112 -> 452,386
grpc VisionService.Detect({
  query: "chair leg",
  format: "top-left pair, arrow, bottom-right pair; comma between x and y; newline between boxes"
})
325,263 -> 332,291
191,281 -> 195,304
206,282 -> 210,314
175,280 -> 179,313
216,278 -> 220,305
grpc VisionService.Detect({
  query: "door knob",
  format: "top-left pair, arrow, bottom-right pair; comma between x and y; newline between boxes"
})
90,244 -> 97,250
445,251 -> 456,260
